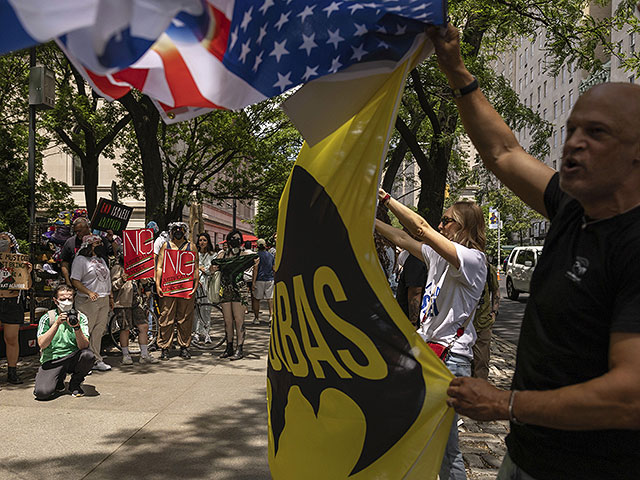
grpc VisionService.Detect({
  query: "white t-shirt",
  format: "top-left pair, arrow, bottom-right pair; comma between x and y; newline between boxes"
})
154,232 -> 169,255
70,255 -> 112,298
418,243 -> 487,360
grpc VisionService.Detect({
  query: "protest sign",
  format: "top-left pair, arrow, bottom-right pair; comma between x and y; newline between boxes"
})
91,198 -> 133,234
123,229 -> 155,280
0,253 -> 30,290
161,249 -> 195,298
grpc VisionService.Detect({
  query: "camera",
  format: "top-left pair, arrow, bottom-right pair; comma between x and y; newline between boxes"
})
66,308 -> 79,327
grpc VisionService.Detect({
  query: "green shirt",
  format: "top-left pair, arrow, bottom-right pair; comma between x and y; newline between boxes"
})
37,310 -> 90,364
473,264 -> 499,331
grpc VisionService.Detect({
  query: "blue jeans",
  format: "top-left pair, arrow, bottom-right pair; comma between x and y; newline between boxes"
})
440,352 -> 471,480
496,452 -> 539,480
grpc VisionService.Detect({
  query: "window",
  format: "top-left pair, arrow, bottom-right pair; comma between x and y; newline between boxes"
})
530,66 -> 534,82
524,72 -> 527,87
529,92 -> 533,107
631,32 -> 636,53
569,90 -> 574,108
561,95 -> 565,114
524,98 -> 527,107
537,86 -> 541,103
519,53 -> 523,69
560,125 -> 565,144
553,159 -> 557,170
538,58 -> 542,75
543,108 -> 547,120
554,75 -> 557,89
631,75 -> 636,84
561,66 -> 566,84
72,155 -> 84,186
553,131 -> 557,148
519,78 -> 522,92
516,249 -> 535,266
543,80 -> 547,97
524,48 -> 528,64
553,101 -> 557,119
509,60 -> 513,73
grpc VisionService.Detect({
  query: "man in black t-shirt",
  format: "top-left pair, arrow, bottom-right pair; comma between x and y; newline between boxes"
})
427,21 -> 640,480
395,253 -> 427,327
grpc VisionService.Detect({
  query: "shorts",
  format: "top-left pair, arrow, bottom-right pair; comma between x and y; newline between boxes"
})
254,280 -> 274,300
114,307 -> 146,330
0,297 -> 24,325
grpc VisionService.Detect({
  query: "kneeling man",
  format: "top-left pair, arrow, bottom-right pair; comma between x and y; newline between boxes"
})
34,285 -> 94,399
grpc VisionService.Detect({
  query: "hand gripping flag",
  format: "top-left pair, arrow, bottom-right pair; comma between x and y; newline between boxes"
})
267,43 -> 454,479
0,0 -> 446,122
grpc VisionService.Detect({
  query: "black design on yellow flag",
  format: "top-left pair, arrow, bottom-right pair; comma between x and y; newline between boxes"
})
268,52 -> 454,479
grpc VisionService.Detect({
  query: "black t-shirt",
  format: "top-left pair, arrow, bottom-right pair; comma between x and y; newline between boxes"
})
507,173 -> 640,479
61,235 -> 112,266
396,254 -> 427,317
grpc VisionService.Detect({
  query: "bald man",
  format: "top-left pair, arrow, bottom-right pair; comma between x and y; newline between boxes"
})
427,25 -> 640,480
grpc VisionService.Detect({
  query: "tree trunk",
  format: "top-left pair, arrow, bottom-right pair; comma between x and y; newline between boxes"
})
81,151 -> 99,218
118,93 -> 167,229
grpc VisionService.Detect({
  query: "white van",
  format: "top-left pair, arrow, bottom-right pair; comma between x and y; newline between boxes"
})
504,246 -> 543,300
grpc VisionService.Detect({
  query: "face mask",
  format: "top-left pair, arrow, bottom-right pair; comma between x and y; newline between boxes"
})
229,237 -> 241,248
0,239 -> 10,251
57,299 -> 73,312
173,231 -> 184,240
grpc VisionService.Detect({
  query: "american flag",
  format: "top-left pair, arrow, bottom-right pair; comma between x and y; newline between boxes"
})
1,0 -> 446,121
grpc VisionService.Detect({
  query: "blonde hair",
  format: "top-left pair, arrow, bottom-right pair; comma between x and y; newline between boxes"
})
449,201 -> 486,252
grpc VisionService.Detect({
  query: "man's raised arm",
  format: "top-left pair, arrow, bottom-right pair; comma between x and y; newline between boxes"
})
427,25 -> 555,217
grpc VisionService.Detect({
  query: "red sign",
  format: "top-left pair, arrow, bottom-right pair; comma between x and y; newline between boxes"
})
123,229 -> 155,280
161,249 -> 195,298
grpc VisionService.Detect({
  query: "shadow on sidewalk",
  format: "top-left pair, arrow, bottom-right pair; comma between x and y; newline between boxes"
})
1,393 -> 270,479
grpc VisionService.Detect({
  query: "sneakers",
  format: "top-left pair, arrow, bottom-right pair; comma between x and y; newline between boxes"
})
93,361 -> 112,371
121,355 -> 133,366
7,369 -> 23,385
139,354 -> 159,364
71,386 -> 85,398
160,349 -> 170,361
179,347 -> 191,359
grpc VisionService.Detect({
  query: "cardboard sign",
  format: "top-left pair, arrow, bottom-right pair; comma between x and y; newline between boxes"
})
123,229 -> 155,280
161,249 -> 195,298
91,198 -> 133,234
0,253 -> 29,290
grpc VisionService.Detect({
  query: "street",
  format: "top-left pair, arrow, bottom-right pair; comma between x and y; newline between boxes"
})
492,276 -> 528,346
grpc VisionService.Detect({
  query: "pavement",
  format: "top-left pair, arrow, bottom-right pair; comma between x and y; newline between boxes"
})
0,307 -> 520,480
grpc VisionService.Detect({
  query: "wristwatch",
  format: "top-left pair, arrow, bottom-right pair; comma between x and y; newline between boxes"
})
491,310 -> 499,317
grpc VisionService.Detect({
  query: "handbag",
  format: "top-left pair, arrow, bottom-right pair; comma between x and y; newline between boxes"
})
208,270 -> 221,304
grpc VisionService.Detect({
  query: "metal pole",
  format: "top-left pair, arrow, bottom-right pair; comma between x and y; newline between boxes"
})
28,48 -> 37,324
232,198 -> 237,230
497,211 -> 501,270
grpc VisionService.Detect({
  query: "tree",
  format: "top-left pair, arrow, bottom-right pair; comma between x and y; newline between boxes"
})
115,95 -> 301,230
382,0 -> 640,226
0,50 -> 75,241
39,44 -> 130,217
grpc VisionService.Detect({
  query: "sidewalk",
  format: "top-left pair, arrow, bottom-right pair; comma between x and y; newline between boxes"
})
461,337 -> 517,479
0,310 -> 517,480
0,309 -> 271,480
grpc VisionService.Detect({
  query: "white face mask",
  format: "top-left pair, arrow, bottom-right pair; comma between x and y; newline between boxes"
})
57,299 -> 73,312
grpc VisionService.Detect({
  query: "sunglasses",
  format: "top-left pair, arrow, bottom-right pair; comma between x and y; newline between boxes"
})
440,216 -> 457,226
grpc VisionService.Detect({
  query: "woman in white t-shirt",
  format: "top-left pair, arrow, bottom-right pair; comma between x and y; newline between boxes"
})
376,189 -> 486,480
71,234 -> 113,372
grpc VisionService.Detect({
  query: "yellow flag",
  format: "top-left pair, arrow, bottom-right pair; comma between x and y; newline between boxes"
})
268,52 -> 454,480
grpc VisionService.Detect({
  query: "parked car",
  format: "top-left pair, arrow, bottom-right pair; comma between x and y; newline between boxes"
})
504,246 -> 543,300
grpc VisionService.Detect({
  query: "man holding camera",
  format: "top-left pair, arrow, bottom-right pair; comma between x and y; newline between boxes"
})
34,285 -> 94,399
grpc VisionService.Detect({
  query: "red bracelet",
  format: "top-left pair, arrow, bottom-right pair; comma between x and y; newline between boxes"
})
382,193 -> 391,205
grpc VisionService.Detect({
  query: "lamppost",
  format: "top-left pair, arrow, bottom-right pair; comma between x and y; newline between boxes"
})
27,48 -> 55,321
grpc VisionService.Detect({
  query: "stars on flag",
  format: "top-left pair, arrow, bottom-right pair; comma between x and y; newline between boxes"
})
223,0 -> 445,98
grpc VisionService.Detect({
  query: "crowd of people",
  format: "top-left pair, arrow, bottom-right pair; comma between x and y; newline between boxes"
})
0,215 -> 276,399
